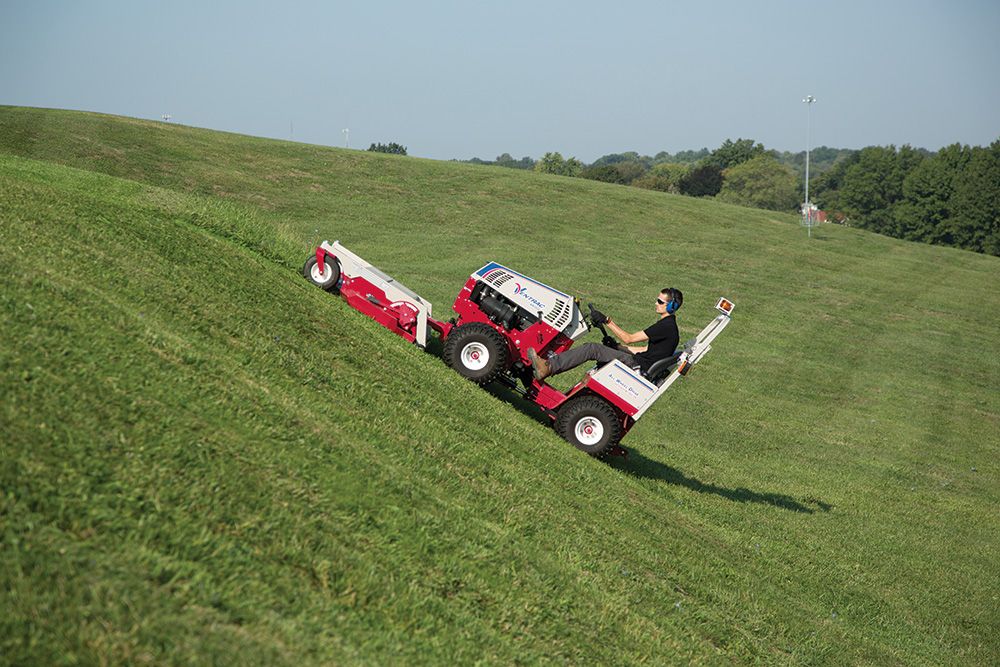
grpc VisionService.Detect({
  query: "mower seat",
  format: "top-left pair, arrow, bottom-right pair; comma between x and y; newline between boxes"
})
642,352 -> 682,384
643,337 -> 698,384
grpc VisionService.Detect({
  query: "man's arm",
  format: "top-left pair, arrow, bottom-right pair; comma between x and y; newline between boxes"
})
606,319 -> 649,346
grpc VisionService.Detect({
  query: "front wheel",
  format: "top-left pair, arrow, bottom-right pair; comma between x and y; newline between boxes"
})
555,396 -> 623,456
303,255 -> 341,292
443,323 -> 509,385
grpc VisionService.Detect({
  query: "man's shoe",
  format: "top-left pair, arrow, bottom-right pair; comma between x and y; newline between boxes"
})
527,348 -> 551,380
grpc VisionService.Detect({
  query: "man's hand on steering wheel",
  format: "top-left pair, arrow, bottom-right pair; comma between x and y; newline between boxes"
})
590,307 -> 609,326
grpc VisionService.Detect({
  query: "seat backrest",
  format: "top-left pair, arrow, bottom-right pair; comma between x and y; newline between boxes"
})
643,352 -> 683,384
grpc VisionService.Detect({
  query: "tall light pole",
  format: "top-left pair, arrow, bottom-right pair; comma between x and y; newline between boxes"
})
342,128 -> 350,149
802,95 -> 817,236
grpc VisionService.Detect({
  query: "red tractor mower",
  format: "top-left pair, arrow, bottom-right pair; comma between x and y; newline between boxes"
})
304,241 -> 734,457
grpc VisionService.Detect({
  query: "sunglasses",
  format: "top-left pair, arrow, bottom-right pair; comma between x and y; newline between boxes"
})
656,298 -> 667,305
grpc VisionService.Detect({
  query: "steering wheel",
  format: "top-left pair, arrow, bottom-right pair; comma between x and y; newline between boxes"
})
587,303 -> 619,349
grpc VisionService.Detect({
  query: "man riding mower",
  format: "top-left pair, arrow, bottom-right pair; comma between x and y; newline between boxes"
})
305,241 -> 734,457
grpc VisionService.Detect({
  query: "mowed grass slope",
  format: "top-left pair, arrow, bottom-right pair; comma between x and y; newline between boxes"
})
2,107 -> 999,664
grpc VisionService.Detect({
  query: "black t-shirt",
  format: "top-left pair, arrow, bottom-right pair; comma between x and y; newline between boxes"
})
633,316 -> 679,373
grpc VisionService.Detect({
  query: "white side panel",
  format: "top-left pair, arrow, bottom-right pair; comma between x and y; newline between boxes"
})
589,360 -> 656,409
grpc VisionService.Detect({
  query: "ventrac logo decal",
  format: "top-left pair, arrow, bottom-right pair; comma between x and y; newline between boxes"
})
513,283 -> 546,311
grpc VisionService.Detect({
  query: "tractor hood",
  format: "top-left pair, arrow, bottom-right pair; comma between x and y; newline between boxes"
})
473,263 -> 589,340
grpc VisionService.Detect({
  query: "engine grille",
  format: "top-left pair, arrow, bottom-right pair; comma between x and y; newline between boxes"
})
547,298 -> 571,330
477,264 -> 576,334
484,268 -> 515,288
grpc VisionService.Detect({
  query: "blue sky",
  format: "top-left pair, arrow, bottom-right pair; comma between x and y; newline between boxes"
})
2,0 -> 998,162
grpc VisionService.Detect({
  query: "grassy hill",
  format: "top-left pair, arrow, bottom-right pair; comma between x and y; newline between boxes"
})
2,106 -> 998,665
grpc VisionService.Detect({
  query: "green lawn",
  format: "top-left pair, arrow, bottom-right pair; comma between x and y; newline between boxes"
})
1,106 -> 998,665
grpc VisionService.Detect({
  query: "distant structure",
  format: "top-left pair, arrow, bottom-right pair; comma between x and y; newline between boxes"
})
801,95 -> 817,237
342,128 -> 350,148
801,202 -> 826,222
161,114 -> 172,122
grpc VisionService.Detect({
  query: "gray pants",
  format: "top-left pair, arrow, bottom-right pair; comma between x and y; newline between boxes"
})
547,342 -> 637,375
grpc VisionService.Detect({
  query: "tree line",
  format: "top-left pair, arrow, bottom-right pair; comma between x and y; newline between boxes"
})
811,143 -> 999,256
456,138 -> 999,256
368,142 -> 407,155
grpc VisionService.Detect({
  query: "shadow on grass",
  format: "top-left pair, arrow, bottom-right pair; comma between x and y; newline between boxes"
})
483,384 -> 553,427
426,339 -> 554,427
612,449 -> 833,514
450,366 -> 833,515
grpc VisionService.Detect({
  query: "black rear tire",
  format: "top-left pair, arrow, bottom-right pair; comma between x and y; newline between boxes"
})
443,323 -> 509,385
303,255 -> 341,292
555,395 -> 623,456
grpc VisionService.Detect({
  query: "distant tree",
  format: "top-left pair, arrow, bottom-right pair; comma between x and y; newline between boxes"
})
458,153 -> 536,169
839,145 -> 924,235
945,140 -> 1000,255
564,156 -> 584,177
671,148 -> 710,164
892,144 -> 972,243
580,164 -> 621,183
680,163 -> 724,197
369,142 -> 407,155
535,152 -> 583,177
591,152 -> 653,169
615,161 -> 647,183
839,146 -> 898,232
580,161 -> 647,185
777,146 -> 858,188
591,153 -> 628,167
632,163 -> 689,193
652,162 -> 691,181
716,155 -> 799,211
705,138 -> 767,170
811,150 -> 862,218
535,151 -> 565,174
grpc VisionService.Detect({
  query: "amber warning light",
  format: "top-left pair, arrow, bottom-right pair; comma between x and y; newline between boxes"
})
716,298 -> 735,315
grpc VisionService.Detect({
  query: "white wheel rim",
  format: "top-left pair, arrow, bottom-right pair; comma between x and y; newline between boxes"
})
575,417 -> 604,446
311,262 -> 334,284
461,342 -> 490,371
